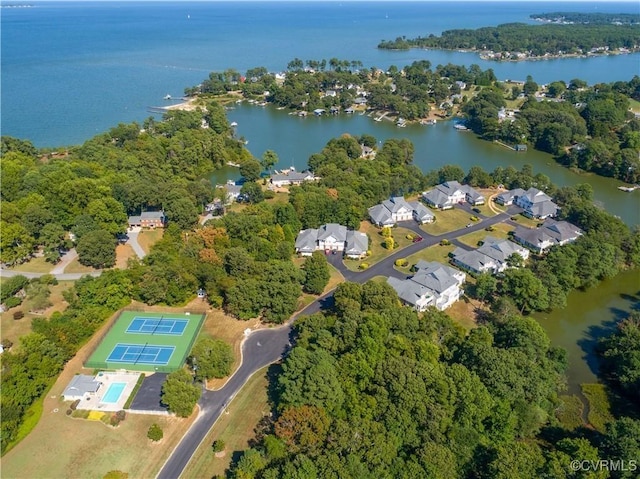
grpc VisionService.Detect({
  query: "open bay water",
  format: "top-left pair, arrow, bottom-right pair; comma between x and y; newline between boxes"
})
2,1 -> 639,147
2,1 -> 639,393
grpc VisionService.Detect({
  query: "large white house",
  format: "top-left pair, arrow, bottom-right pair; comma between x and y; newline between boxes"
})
513,219 -> 583,253
294,223 -> 368,259
451,236 -> 530,275
368,197 -> 435,226
514,187 -> 558,219
387,261 -> 465,311
270,169 -> 318,188
422,181 -> 485,209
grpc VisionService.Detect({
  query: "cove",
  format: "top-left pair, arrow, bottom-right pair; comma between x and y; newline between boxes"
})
213,103 -> 640,393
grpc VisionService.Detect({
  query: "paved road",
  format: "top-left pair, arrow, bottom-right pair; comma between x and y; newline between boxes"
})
156,326 -> 294,479
156,204 -> 521,479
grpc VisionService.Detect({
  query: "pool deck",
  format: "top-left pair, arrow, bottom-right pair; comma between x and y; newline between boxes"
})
76,372 -> 141,412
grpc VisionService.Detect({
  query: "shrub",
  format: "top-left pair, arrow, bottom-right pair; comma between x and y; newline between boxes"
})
440,239 -> 451,246
5,297 -> 22,309
394,259 -> 409,267
147,423 -> 164,442
510,216 -> 519,221
212,439 -> 225,453
12,310 -> 24,320
359,263 -> 369,270
66,409 -> 72,416
366,250 -> 372,256
406,234 -> 415,240
263,190 -> 275,200
39,274 -> 58,286
1,339 -> 13,350
485,226 -> 495,231
70,399 -> 80,411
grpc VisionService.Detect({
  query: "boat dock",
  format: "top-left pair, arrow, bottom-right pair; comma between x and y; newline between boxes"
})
617,185 -> 639,192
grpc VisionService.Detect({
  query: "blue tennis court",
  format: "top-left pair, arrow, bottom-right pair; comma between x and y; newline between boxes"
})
126,317 -> 188,336
106,343 -> 175,365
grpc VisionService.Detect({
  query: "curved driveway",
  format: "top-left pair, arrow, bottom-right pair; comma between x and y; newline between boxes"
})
157,204 -> 521,479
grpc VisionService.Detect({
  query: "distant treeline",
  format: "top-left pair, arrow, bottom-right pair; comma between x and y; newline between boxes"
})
531,12 -> 640,25
377,23 -> 640,57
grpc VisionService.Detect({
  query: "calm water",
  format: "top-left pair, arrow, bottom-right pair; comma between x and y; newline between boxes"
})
3,0 -> 639,390
2,1 -> 639,147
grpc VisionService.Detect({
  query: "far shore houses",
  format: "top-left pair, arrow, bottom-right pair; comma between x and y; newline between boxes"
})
422,181 -> 485,210
295,223 -> 368,259
368,196 -> 435,227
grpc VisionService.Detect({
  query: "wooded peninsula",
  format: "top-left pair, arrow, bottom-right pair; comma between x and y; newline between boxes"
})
378,14 -> 640,61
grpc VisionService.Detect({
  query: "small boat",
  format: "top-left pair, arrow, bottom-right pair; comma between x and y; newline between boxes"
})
164,94 -> 172,100
230,121 -> 238,127
454,124 -> 468,130
618,185 -> 639,192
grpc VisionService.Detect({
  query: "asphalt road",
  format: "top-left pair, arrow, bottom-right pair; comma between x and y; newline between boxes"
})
156,204 -> 521,479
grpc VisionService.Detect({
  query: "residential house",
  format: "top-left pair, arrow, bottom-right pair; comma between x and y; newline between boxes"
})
216,180 -> 243,204
368,196 -> 413,226
514,219 -> 583,253
494,188 -> 526,206
409,201 -> 435,224
515,187 -> 558,219
63,375 -> 101,401
128,211 -> 165,229
451,236 -> 529,275
294,223 -> 368,257
270,170 -> 318,188
422,181 -> 485,209
387,261 -> 465,311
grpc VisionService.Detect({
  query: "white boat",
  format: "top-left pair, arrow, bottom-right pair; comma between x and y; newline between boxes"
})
454,124 -> 468,130
164,94 -> 172,100
230,121 -> 238,127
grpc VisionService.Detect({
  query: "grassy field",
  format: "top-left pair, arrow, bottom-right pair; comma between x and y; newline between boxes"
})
1,305 -> 198,479
457,223 -> 514,248
581,383 -> 614,432
445,296 -> 482,331
629,98 -> 640,113
183,367 -> 271,479
344,221 -> 414,272
9,256 -> 53,273
420,207 -> 475,236
64,258 -> 98,274
137,230 -> 164,255
509,214 -> 541,229
115,244 -> 137,269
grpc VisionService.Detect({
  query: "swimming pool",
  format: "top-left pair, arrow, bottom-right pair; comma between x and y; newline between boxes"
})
101,382 -> 127,404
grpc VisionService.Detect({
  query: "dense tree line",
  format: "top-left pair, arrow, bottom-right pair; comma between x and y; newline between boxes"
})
462,77 -> 640,183
378,23 -> 640,58
0,102 -> 251,266
228,282 -> 639,479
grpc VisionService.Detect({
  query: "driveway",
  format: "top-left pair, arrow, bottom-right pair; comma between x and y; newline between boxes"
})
50,248 -> 78,275
126,230 -> 146,259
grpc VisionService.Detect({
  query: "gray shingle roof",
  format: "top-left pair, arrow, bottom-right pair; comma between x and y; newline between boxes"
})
294,228 -> 319,253
409,201 -> 434,221
63,375 -> 100,398
412,261 -> 461,294
345,231 -> 368,256
542,219 -> 583,242
387,276 -> 434,307
368,204 -> 394,226
477,237 -> 525,263
317,223 -> 347,242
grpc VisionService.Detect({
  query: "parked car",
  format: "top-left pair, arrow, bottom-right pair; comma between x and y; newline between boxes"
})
466,223 -> 473,228
472,207 -> 481,214
412,236 -> 423,243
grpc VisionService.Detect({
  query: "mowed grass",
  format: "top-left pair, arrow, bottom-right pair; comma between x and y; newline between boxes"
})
9,256 -> 53,273
344,221 -> 415,272
137,229 -> 164,255
420,207 -> 473,236
457,223 -> 514,248
64,258 -> 98,274
394,244 -> 456,275
446,296 -> 482,331
183,367 -> 271,479
509,214 -> 542,229
629,98 -> 640,113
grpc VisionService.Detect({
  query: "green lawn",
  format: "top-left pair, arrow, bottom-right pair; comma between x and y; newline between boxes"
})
509,214 -> 542,229
182,367 -> 271,479
556,395 -> 585,431
10,256 -> 53,274
457,223 -> 514,248
471,203 -> 498,217
394,244 -> 456,275
63,258 -> 97,274
420,208 -> 475,236
344,222 -> 415,272
629,98 -> 640,113
137,229 -> 164,254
